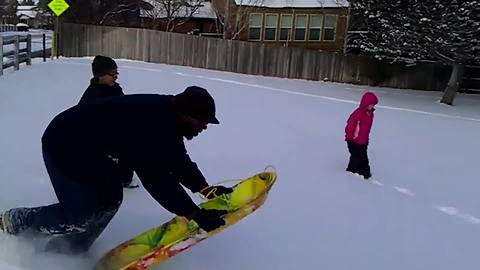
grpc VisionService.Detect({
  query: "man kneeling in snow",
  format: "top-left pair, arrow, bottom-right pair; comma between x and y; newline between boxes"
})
0,86 -> 232,253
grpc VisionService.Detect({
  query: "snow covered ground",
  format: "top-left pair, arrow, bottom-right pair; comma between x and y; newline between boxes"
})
0,58 -> 479,270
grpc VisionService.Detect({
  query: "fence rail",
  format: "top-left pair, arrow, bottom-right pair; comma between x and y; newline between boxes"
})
0,24 -> 17,32
462,65 -> 480,92
1,35 -> 31,74
1,33 -> 51,76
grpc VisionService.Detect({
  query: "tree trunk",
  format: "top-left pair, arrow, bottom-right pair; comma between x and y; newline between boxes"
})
223,0 -> 229,39
440,63 -> 465,105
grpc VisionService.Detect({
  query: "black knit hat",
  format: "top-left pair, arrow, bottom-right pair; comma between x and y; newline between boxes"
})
91,55 -> 118,77
174,86 -> 220,124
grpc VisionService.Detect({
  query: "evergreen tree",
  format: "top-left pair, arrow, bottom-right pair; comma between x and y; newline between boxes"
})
3,0 -> 17,24
352,0 -> 480,105
37,0 -> 51,10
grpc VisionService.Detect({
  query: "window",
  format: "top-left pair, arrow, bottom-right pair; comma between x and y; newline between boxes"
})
294,14 -> 307,41
309,14 -> 323,41
264,14 -> 278,41
279,14 -> 292,41
323,15 -> 337,41
249,13 -> 263,40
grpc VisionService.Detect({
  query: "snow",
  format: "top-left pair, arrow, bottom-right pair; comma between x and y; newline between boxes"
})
1,57 -> 480,270
16,5 -> 37,19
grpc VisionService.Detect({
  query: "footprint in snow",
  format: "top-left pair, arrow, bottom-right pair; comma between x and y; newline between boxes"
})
393,186 -> 414,196
436,206 -> 480,224
436,206 -> 459,215
370,179 -> 384,186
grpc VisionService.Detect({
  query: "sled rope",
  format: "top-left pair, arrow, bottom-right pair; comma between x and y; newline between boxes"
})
199,165 -> 276,201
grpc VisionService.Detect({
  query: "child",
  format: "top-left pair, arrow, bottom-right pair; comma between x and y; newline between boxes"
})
79,55 -> 124,104
345,92 -> 378,179
79,55 -> 137,188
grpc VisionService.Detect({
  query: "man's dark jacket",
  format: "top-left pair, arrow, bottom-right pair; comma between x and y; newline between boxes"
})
42,94 -> 208,217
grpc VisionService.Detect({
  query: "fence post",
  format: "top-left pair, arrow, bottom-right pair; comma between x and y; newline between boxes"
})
56,17 -> 59,59
14,36 -> 19,70
43,33 -> 46,62
27,34 -> 32,65
0,36 -> 3,76
51,29 -> 56,59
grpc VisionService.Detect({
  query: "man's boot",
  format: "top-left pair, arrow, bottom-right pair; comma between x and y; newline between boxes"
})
0,207 -> 34,235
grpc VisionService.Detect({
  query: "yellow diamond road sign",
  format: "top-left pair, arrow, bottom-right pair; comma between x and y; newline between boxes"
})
48,0 -> 70,17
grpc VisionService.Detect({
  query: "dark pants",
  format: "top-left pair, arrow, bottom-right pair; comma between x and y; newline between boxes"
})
24,146 -> 123,253
346,141 -> 371,179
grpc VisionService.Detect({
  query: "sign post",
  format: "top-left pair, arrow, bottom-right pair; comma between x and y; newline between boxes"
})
48,0 -> 70,59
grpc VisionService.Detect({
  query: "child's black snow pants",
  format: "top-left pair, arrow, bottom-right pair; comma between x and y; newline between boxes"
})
346,141 -> 372,179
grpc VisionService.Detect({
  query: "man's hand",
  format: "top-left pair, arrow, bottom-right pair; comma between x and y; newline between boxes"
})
189,209 -> 227,232
200,185 -> 233,199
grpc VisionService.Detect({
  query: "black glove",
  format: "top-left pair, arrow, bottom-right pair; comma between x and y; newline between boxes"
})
190,209 -> 227,232
200,185 -> 234,199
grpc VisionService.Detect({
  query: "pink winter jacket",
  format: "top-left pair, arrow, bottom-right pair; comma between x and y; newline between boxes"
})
345,92 -> 378,145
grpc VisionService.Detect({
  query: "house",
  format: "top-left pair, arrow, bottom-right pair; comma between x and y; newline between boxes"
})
139,0 -> 219,35
1,2 -> 44,28
135,1 -> 349,52
16,5 -> 36,27
211,0 -> 349,52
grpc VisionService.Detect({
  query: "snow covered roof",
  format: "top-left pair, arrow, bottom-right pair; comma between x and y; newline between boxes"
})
16,5 -> 37,18
234,0 -> 349,8
17,5 -> 37,11
140,1 -> 217,19
16,11 -> 37,19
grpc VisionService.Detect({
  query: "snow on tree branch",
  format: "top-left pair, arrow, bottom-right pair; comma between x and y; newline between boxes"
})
352,0 -> 480,65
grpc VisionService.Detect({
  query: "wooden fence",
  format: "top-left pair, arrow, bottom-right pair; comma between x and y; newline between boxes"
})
1,34 -> 50,76
0,24 -> 17,32
1,35 -> 31,75
59,23 -> 462,92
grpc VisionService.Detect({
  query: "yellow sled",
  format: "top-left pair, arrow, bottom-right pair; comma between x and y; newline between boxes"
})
94,168 -> 277,270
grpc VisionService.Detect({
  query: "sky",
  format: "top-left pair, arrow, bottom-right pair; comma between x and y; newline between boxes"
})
0,57 -> 479,270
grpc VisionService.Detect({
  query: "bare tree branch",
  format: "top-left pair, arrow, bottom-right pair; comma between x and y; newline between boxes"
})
99,3 -> 138,25
213,0 -> 266,40
141,0 -> 206,32
431,49 -> 455,64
